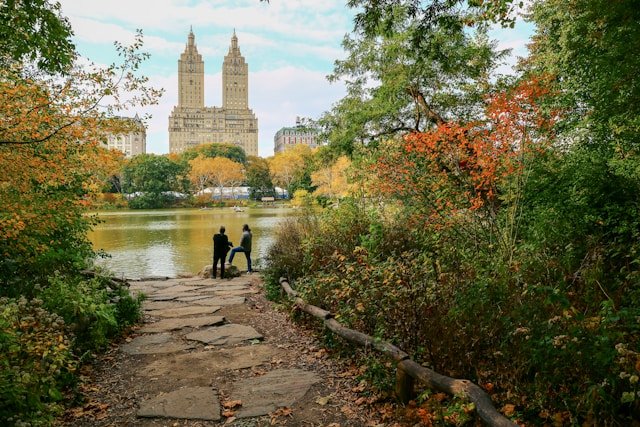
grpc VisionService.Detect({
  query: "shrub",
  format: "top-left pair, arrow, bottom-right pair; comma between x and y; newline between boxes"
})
0,297 -> 76,426
265,183 -> 640,423
41,274 -> 142,353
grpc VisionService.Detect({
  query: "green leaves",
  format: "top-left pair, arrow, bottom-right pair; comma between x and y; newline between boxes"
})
321,1 -> 503,156
0,0 -> 76,74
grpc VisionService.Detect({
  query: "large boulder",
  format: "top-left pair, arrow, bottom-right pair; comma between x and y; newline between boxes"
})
198,264 -> 240,279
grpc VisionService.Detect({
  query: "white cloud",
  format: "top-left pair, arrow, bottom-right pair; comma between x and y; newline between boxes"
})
69,16 -> 185,55
59,0 -> 351,43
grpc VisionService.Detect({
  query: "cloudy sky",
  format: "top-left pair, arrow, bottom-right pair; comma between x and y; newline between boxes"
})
57,0 -> 533,157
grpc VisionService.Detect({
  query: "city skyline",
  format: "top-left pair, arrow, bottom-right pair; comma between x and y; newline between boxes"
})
57,0 -> 533,157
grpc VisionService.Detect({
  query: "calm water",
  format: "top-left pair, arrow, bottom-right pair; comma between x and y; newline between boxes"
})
88,208 -> 293,278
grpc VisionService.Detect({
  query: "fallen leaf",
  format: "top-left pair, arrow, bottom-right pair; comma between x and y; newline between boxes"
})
222,410 -> 236,418
341,405 -> 357,419
223,400 -> 242,409
433,393 -> 447,402
316,395 -> 331,406
352,382 -> 367,393
502,404 -> 516,417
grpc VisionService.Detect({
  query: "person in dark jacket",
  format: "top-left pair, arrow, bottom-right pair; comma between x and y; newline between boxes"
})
228,224 -> 252,273
212,226 -> 232,279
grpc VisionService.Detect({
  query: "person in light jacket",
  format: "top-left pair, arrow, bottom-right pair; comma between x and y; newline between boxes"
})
228,224 -> 252,273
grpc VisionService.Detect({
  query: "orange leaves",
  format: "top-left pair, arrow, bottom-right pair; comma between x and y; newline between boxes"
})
369,77 -> 554,229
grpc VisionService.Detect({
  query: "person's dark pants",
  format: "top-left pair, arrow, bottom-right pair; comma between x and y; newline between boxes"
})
228,247 -> 252,272
212,254 -> 226,279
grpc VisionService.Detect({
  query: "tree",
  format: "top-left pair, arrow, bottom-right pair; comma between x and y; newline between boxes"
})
207,157 -> 245,199
0,31 -> 160,289
87,146 -> 126,194
188,155 -> 218,194
122,154 -> 188,208
320,2 -> 506,156
0,30 -> 162,146
181,143 -> 247,165
269,144 -> 314,196
526,0 -> 640,149
246,155 -> 274,199
311,156 -> 352,201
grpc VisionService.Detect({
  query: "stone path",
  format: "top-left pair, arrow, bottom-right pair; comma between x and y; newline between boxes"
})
122,275 -> 322,423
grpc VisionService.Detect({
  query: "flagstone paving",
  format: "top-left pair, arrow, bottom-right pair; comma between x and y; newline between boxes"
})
63,274 -> 372,426
83,277 -> 336,425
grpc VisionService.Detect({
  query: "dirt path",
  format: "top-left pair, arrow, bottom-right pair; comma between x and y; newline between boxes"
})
60,274 -> 388,426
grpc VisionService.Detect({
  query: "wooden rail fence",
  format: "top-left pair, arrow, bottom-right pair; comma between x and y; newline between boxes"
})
278,277 -> 516,427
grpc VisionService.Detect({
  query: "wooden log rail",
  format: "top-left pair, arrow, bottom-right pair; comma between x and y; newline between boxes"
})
279,277 -> 516,427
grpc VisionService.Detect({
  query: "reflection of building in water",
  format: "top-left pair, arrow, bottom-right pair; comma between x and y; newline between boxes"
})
101,115 -> 146,157
169,29 -> 258,156
274,116 -> 319,154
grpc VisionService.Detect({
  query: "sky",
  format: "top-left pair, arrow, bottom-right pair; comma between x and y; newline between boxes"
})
57,0 -> 534,158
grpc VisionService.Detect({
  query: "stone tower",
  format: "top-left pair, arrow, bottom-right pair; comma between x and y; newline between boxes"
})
222,30 -> 248,110
178,27 -> 204,108
168,30 -> 259,156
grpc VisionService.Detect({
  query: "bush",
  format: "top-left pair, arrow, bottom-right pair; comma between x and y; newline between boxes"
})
41,274 -> 142,353
0,272 -> 142,426
127,192 -> 174,209
265,180 -> 640,423
0,297 -> 76,426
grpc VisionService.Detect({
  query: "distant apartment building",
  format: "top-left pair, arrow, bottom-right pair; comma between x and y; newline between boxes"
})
102,115 -> 146,157
273,117 -> 319,154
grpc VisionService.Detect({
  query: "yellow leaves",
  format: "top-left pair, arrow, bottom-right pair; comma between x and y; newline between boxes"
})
501,403 -> 516,417
189,155 -> 245,195
269,144 -> 313,188
316,395 -> 332,405
311,155 -> 353,200
270,407 -> 293,424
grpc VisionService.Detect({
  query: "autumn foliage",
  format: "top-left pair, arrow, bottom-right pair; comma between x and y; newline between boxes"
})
266,77 -> 640,424
373,77 -> 555,226
0,28 -> 155,424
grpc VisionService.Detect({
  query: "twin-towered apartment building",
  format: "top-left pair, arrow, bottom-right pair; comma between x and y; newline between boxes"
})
168,29 -> 259,156
104,30 -> 318,158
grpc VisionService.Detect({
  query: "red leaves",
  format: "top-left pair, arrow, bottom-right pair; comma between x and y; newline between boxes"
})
371,77 -> 554,229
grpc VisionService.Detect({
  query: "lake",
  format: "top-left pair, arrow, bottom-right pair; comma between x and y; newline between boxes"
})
88,207 -> 293,278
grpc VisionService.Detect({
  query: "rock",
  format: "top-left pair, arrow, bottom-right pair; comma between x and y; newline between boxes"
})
229,369 -> 320,418
146,305 -> 221,318
140,315 -> 225,333
120,333 -> 195,355
142,300 -> 188,311
185,324 -> 263,346
139,345 -> 280,379
152,284 -> 206,296
198,264 -> 241,279
189,296 -> 246,306
137,386 -> 221,420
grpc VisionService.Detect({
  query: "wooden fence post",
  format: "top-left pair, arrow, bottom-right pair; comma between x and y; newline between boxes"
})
396,362 -> 415,404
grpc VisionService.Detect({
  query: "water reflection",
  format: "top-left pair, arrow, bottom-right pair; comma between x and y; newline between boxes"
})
89,208 -> 293,278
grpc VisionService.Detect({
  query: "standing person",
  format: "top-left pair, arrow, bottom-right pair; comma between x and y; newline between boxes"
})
228,224 -> 252,273
212,226 -> 232,279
